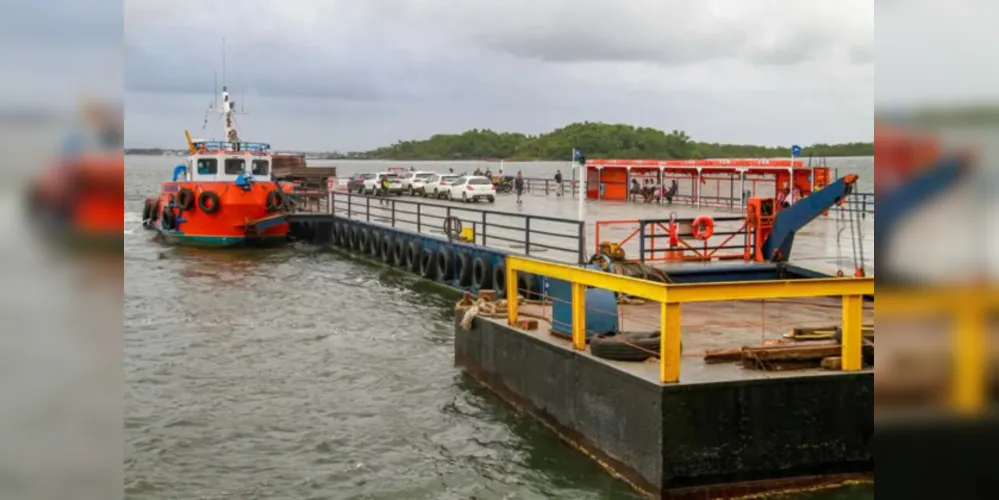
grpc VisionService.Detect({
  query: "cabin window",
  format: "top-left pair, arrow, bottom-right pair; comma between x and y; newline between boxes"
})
196,158 -> 218,175
224,158 -> 245,175
252,159 -> 270,175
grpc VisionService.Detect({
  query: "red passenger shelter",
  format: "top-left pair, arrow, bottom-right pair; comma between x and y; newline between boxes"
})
584,158 -> 829,206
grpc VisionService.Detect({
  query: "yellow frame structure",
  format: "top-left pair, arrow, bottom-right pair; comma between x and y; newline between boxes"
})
877,286 -> 999,414
505,255 -> 874,384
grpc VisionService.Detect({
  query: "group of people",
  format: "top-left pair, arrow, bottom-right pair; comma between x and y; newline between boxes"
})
630,178 -> 679,205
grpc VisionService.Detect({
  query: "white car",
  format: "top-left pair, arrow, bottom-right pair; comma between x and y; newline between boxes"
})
424,173 -> 460,199
445,176 -> 496,203
398,171 -> 436,195
362,172 -> 404,195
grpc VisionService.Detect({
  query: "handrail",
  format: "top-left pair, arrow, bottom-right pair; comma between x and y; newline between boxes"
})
877,286 -> 999,414
505,255 -> 873,384
329,192 -> 587,263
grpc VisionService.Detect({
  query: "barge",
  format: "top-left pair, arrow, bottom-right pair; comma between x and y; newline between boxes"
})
286,170 -> 875,497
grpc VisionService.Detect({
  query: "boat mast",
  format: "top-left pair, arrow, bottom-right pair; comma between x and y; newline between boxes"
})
220,37 -> 239,147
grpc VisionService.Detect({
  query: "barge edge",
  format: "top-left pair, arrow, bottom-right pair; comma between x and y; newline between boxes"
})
454,312 -> 874,499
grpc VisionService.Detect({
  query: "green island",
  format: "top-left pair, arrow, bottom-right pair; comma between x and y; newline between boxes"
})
324,122 -> 873,161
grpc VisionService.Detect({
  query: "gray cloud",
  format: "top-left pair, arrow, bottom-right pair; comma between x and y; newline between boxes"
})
117,0 -> 877,150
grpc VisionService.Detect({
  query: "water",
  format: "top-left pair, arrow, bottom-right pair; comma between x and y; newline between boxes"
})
125,155 -> 873,499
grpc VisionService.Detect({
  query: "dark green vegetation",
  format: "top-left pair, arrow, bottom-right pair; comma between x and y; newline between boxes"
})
327,122 -> 873,161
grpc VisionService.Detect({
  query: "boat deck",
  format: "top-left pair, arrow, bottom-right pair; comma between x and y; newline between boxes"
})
492,296 -> 875,386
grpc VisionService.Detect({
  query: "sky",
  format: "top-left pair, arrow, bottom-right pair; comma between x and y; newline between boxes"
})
115,0 -> 884,151
15,0 -> 967,152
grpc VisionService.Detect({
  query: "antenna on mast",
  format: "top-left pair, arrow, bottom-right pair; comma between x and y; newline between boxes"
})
222,37 -> 227,88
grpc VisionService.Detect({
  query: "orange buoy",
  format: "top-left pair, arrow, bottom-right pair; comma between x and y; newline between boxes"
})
692,216 -> 714,240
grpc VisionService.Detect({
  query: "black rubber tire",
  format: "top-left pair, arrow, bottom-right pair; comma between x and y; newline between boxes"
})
437,248 -> 454,281
368,231 -> 381,258
516,272 -> 540,300
330,223 -> 340,245
420,248 -> 437,279
392,238 -> 406,267
492,262 -> 507,296
406,241 -> 421,272
176,188 -> 195,211
456,252 -> 473,287
471,257 -> 492,290
590,332 -> 678,362
330,222 -> 341,247
341,223 -> 351,247
347,225 -> 358,250
198,191 -> 220,214
358,229 -> 369,253
142,199 -> 153,222
160,207 -> 176,230
266,190 -> 283,213
380,235 -> 393,262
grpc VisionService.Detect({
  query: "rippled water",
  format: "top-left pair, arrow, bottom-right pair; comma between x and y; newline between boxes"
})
124,156 -> 872,499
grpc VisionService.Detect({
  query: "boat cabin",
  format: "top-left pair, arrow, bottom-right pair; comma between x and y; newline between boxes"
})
180,140 -> 273,183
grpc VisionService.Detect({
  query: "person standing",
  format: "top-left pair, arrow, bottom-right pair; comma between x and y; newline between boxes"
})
554,169 -> 563,197
379,175 -> 391,206
515,170 -> 525,204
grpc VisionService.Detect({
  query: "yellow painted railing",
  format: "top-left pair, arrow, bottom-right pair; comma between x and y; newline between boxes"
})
878,286 -> 998,414
505,255 -> 874,384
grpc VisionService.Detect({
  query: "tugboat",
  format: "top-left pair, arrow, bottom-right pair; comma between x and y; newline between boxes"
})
141,86 -> 294,247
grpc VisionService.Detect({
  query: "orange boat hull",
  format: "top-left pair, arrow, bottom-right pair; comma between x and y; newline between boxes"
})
148,181 -> 292,247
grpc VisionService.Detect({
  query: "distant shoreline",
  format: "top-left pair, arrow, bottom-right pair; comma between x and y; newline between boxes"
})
126,121 -> 873,160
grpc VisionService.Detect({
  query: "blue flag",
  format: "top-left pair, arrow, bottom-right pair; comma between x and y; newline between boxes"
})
572,148 -> 582,159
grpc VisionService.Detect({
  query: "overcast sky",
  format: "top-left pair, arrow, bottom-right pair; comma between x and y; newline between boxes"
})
116,0 -> 884,151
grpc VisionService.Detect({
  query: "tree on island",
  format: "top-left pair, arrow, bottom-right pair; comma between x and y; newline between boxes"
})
325,122 -> 873,161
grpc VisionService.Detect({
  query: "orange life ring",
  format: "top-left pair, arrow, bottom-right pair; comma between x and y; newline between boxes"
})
691,216 -> 714,240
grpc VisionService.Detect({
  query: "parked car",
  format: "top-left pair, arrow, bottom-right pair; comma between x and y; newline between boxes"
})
398,171 -> 436,195
347,173 -> 375,193
362,172 -> 404,195
424,173 -> 460,199
446,176 -> 496,203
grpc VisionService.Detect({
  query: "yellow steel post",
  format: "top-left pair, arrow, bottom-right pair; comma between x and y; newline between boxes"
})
660,302 -> 682,383
571,282 -> 587,350
953,302 -> 986,413
506,259 -> 519,326
840,294 -> 863,371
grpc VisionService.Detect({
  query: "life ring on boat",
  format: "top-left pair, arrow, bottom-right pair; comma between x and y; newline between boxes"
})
437,248 -> 454,280
197,191 -> 221,214
471,257 -> 493,290
406,241 -> 421,272
492,262 -> 507,296
265,190 -> 283,213
691,216 -> 715,240
456,252 -> 473,287
176,188 -> 195,211
391,238 -> 406,267
419,247 -> 438,279
379,235 -> 393,262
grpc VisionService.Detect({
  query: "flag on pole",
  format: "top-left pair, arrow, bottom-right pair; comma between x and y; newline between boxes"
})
572,148 -> 581,160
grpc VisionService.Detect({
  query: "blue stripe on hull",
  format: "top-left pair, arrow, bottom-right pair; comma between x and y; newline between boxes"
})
156,231 -> 286,248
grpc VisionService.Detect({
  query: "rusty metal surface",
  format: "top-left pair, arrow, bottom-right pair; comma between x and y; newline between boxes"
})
496,297 -> 875,385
